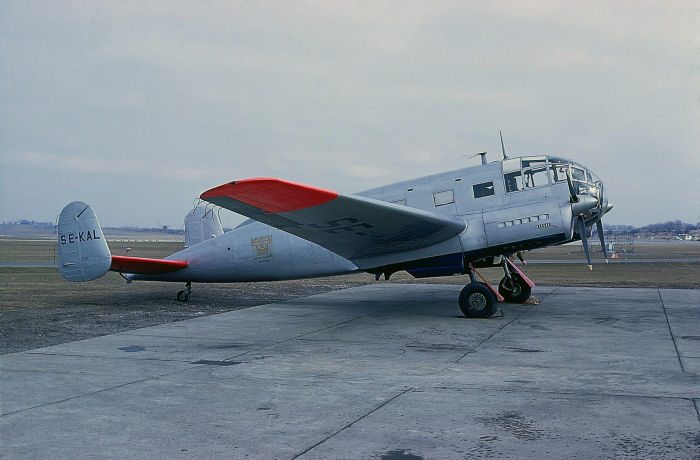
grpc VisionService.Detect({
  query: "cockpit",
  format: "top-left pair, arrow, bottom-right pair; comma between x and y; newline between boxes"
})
503,156 -> 602,198
502,155 -> 608,222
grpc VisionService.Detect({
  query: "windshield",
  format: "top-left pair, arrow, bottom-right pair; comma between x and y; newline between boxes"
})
547,156 -> 601,199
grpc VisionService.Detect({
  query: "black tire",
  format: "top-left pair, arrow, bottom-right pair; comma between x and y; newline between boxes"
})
176,290 -> 190,302
498,274 -> 531,304
459,282 -> 498,318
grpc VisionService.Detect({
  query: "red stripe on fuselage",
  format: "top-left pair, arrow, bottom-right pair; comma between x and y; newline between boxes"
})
200,178 -> 338,213
110,256 -> 187,274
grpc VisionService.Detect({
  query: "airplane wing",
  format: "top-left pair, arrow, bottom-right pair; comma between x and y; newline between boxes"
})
110,256 -> 188,274
201,178 -> 466,261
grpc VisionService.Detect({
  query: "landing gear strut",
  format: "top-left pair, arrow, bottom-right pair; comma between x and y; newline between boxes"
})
458,257 -> 536,317
498,258 -> 531,304
177,282 -> 192,302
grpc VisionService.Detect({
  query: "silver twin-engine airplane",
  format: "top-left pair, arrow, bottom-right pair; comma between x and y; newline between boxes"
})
57,152 -> 612,318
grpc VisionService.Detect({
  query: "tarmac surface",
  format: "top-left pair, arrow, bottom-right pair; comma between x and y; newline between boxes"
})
1,284 -> 699,459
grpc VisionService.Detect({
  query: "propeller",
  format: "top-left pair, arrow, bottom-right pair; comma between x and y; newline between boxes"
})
566,169 -> 579,203
596,220 -> 609,263
576,215 -> 592,270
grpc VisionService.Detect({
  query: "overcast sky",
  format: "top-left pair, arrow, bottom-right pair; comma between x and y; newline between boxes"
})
1,1 -> 698,228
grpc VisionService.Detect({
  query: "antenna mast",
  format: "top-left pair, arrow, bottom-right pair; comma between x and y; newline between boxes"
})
500,130 -> 508,160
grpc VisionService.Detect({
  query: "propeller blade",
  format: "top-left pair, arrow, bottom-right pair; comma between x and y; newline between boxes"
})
596,220 -> 609,263
566,170 -> 579,203
577,215 -> 592,270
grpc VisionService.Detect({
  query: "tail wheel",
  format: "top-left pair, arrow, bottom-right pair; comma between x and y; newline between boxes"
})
498,274 -> 531,304
176,290 -> 190,302
459,282 -> 498,318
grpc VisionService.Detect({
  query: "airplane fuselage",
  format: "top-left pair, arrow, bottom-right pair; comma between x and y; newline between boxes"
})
131,155 -> 606,283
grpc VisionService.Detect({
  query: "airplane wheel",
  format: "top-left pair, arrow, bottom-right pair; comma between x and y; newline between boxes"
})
498,274 -> 531,304
459,282 -> 498,318
176,290 -> 190,302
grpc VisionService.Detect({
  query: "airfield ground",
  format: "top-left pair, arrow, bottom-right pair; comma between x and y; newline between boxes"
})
2,239 -> 699,458
1,239 -> 699,355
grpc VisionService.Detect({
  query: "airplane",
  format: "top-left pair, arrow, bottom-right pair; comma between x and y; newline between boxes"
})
56,151 -> 612,318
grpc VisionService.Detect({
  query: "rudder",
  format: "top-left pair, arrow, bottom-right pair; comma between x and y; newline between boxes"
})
57,201 -> 111,281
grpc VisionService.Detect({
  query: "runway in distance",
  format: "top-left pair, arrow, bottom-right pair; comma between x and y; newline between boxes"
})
57,150 -> 612,318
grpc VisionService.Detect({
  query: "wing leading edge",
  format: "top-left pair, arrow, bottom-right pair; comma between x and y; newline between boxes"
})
201,178 -> 466,262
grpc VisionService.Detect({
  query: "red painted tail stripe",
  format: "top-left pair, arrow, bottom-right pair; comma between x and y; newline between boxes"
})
110,256 -> 187,274
200,178 -> 338,213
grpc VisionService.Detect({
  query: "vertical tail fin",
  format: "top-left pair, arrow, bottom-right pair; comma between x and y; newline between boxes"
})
184,204 -> 224,248
57,201 -> 111,281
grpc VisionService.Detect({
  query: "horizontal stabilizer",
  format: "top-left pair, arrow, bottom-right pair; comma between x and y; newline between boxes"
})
110,256 -> 188,274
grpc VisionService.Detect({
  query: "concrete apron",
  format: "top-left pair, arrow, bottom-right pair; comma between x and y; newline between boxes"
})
1,284 -> 699,459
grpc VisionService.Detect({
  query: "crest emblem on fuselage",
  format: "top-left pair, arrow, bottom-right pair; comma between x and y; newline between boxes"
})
251,235 -> 274,263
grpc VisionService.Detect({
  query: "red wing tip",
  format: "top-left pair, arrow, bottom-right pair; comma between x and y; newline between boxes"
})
201,178 -> 338,213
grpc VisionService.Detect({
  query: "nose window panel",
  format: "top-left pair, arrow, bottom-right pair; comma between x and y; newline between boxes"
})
571,166 -> 586,182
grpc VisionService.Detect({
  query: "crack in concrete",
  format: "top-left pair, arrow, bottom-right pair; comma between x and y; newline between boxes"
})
223,295 -> 433,362
455,287 -> 560,364
290,386 -> 414,460
1,292 -> 432,418
658,289 -> 685,372
1,377 -> 151,417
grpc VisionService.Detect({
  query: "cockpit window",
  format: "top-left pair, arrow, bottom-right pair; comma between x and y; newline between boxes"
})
523,166 -> 549,188
549,163 -> 569,183
553,159 -> 602,199
571,166 -> 586,182
504,156 -> 550,192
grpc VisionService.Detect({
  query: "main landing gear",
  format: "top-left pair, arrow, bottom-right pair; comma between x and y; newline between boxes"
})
498,257 -> 532,304
459,257 -> 535,318
177,282 -> 192,302
459,281 -> 498,318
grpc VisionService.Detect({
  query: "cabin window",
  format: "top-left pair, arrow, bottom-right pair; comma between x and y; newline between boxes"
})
433,189 -> 455,206
473,181 -> 495,198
